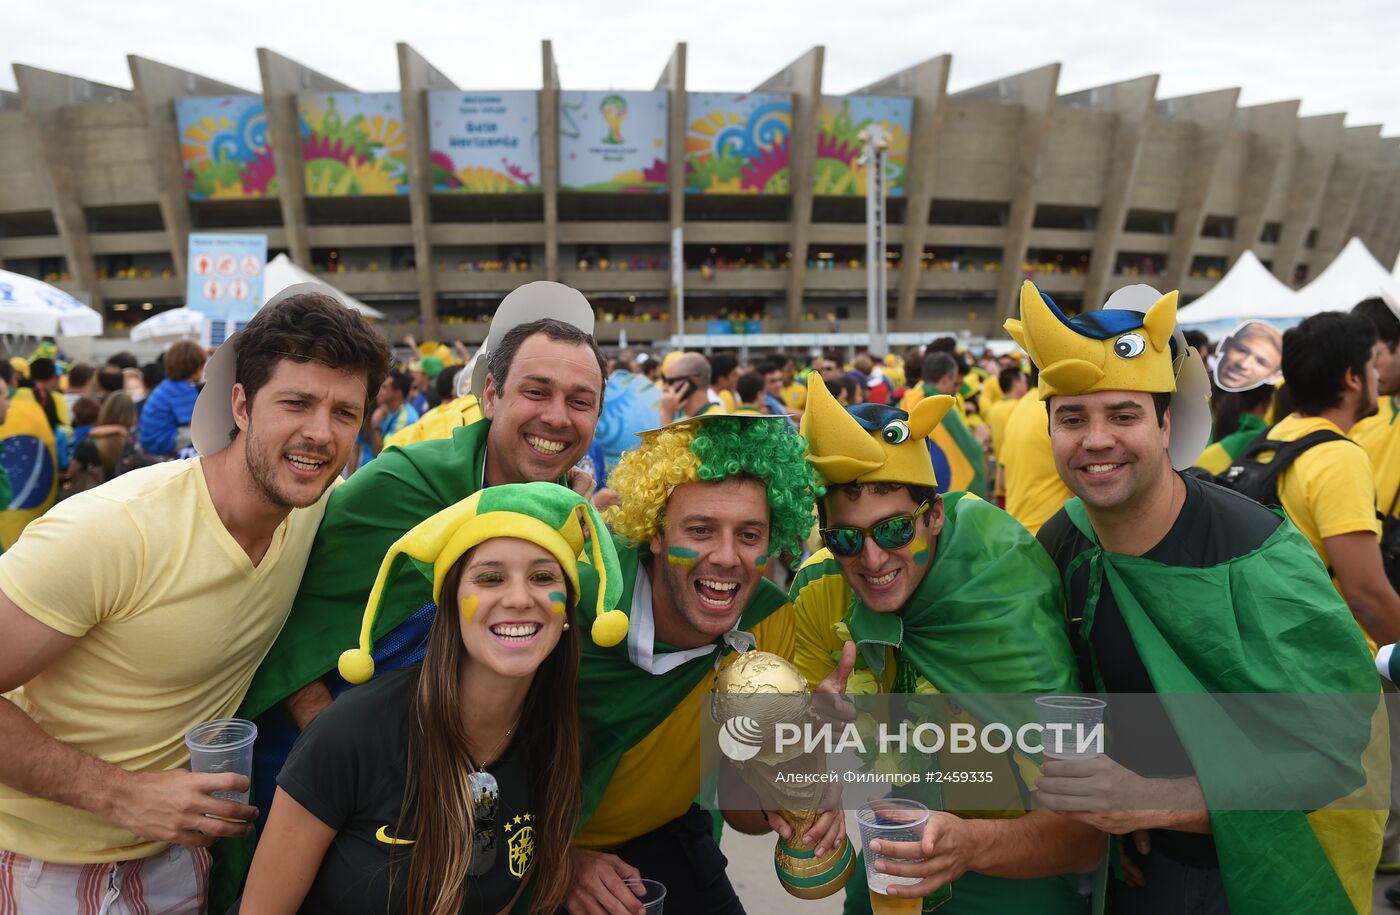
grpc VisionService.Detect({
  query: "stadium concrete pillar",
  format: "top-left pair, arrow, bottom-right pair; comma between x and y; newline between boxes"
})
754,47 -> 824,330
0,90 -> 22,269
954,64 -> 1060,324
1228,100 -> 1301,265
257,49 -> 354,269
1355,138 -> 1400,249
398,43 -> 457,335
10,65 -> 122,305
1273,113 -> 1345,286
1370,156 -> 1400,267
1159,88 -> 1239,293
541,41 -> 560,282
856,55 -> 951,330
1067,74 -> 1159,311
656,43 -> 687,335
1312,125 -> 1383,268
128,56 -> 251,282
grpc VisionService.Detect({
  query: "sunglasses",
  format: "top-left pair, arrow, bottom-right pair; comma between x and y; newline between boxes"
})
821,501 -> 931,557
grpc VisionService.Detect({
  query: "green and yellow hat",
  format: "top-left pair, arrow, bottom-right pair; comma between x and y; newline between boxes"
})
799,370 -> 955,488
338,482 -> 627,684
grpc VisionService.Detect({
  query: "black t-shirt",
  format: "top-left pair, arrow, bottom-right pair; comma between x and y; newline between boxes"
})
1037,472 -> 1281,869
278,666 -> 535,915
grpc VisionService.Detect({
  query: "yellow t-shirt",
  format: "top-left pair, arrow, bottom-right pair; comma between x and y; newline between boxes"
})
575,607 -> 795,849
781,381 -> 807,413
717,389 -> 738,414
0,460 -> 332,863
383,395 -> 482,449
1353,396 -> 1400,519
1262,414 -> 1381,572
985,398 -> 1020,460
1000,396 -> 1073,535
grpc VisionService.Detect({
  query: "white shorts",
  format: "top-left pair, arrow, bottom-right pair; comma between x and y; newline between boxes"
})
0,844 -> 210,915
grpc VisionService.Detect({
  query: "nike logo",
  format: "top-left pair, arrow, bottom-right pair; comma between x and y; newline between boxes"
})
375,825 -> 415,845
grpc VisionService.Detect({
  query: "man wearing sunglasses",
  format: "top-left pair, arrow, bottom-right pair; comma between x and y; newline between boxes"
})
790,378 -> 1104,914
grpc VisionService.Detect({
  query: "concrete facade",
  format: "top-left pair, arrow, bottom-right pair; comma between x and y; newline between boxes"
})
3,45 -> 1398,345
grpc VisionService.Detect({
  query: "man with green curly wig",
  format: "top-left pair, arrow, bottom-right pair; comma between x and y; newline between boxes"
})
566,413 -> 835,915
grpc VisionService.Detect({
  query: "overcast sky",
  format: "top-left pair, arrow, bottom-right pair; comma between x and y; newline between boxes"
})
3,0 -> 1396,133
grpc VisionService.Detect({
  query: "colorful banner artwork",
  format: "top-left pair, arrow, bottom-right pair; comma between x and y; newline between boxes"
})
685,93 -> 792,194
814,95 -> 913,197
427,91 -> 541,193
559,90 -> 668,192
299,93 -> 409,196
176,95 -> 277,200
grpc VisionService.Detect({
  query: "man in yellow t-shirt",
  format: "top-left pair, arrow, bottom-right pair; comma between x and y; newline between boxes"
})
1261,311 -> 1400,648
1000,391 -> 1073,534
1351,297 -> 1400,525
0,291 -> 390,906
986,366 -> 1028,484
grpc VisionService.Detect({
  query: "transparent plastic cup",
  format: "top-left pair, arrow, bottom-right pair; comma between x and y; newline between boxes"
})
184,718 -> 257,804
621,877 -> 666,913
856,798 -> 929,906
1035,696 -> 1107,760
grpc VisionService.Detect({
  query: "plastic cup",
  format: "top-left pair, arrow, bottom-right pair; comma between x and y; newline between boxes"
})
1035,696 -> 1107,760
621,877 -> 666,913
856,798 -> 929,903
185,718 -> 257,804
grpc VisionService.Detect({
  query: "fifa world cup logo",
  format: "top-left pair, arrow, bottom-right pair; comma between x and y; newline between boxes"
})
600,94 -> 627,145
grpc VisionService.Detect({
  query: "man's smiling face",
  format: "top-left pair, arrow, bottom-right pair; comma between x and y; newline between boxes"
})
482,333 -> 603,484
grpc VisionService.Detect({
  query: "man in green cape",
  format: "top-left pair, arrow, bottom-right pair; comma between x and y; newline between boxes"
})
210,282 -> 605,909
792,375 -> 1103,915
567,413 -> 834,915
1009,279 -> 1384,914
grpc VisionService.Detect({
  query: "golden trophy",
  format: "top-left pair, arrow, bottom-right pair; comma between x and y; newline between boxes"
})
713,651 -> 857,900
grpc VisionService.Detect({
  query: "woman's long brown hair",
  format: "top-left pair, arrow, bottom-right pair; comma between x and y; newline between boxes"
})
398,554 -> 582,915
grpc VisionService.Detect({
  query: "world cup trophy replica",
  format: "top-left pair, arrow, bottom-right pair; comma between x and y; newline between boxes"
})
712,651 -> 857,899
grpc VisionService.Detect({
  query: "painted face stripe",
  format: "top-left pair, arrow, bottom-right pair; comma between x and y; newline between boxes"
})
548,590 -> 567,614
667,546 -> 699,568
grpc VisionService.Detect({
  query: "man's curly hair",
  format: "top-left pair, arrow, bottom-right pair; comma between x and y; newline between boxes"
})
605,417 -> 824,563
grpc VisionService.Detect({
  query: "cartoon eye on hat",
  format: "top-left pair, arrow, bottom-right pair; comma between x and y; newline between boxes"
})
1114,333 -> 1146,359
882,420 -> 911,444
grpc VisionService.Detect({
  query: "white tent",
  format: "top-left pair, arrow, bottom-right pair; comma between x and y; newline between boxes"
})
130,306 -> 206,343
1175,251 -> 1300,331
263,254 -> 386,320
0,269 -> 104,338
1279,237 -> 1400,318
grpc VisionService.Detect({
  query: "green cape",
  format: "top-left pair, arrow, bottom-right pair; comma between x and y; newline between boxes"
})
1212,412 -> 1267,456
795,494 -> 1087,915
1062,497 -> 1382,915
577,537 -> 790,827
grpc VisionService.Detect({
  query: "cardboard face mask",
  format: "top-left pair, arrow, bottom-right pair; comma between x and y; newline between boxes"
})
1214,320 -> 1284,392
1004,280 -> 1178,399
800,375 -> 955,488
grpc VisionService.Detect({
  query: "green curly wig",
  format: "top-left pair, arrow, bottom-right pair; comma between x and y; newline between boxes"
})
606,417 -> 824,563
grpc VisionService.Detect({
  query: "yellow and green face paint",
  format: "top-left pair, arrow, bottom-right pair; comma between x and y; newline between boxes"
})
459,594 -> 480,624
548,591 -> 568,615
755,553 -> 769,573
667,546 -> 699,569
910,537 -> 929,565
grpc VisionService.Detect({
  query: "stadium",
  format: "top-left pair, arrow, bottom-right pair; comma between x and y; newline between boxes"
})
1,41 -> 1397,347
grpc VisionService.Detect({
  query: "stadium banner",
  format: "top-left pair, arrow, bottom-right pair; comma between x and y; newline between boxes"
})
685,92 -> 792,194
427,91 -> 542,193
559,90 -> 668,193
299,93 -> 410,196
814,95 -> 914,198
176,95 -> 278,200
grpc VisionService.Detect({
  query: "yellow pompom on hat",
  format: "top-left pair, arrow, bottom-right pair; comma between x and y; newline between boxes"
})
1004,279 -> 1178,398
799,371 -> 955,488
338,481 -> 628,685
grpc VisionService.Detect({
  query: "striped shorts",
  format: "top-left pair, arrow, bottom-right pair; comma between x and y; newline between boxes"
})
0,845 -> 209,915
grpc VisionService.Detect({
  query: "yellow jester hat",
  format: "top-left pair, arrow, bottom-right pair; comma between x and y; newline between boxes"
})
1004,279 -> 1178,398
799,374 -> 956,487
338,482 -> 628,684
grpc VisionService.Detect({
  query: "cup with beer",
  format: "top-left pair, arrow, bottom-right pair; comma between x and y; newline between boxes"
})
856,797 -> 934,914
